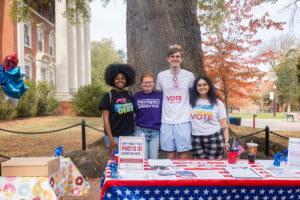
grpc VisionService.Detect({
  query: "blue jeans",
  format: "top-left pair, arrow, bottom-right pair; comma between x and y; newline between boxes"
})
104,135 -> 119,147
135,126 -> 160,159
104,134 -> 134,148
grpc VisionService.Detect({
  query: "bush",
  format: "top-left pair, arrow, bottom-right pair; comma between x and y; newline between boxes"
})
0,91 -> 16,120
16,79 -> 38,117
37,81 -> 59,116
72,84 -> 105,116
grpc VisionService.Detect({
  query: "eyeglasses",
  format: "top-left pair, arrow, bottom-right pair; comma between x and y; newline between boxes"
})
142,81 -> 154,85
197,83 -> 208,87
150,166 -> 167,170
173,75 -> 179,88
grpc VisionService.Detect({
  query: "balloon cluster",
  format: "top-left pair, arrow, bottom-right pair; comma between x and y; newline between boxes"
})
109,149 -> 119,179
273,152 -> 283,167
283,149 -> 288,162
109,162 -> 118,179
0,52 -> 29,105
54,146 -> 64,157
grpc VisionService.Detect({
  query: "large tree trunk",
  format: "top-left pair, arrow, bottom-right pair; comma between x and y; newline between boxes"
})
127,0 -> 205,92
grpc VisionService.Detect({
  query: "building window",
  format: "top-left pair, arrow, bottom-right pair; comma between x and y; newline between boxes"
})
38,30 -> 44,52
38,0 -> 42,15
24,23 -> 31,47
49,4 -> 54,23
24,64 -> 32,80
41,68 -> 46,81
49,71 -> 54,85
49,35 -> 54,57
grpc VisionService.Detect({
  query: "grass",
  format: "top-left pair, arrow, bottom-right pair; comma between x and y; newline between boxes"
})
229,124 -> 299,149
0,116 -> 105,160
229,112 -> 289,119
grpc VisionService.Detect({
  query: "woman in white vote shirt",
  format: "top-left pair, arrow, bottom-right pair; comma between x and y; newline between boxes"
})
189,76 -> 230,159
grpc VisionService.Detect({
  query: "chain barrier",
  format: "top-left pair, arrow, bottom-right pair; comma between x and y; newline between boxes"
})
269,131 -> 289,140
0,121 -> 291,160
230,129 -> 266,141
0,123 -> 81,134
85,124 -> 104,133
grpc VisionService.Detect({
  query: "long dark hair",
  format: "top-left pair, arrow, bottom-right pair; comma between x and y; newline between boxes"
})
189,76 -> 221,107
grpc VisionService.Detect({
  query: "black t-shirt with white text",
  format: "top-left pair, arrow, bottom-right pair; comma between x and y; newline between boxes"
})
98,89 -> 134,137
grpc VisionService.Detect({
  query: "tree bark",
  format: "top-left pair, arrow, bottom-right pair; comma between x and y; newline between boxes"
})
127,0 -> 205,92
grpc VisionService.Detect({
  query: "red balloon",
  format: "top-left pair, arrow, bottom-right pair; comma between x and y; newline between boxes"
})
2,52 -> 18,71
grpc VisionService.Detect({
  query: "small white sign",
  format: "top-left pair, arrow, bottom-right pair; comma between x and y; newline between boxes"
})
288,137 -> 300,168
119,136 -> 145,170
269,92 -> 274,100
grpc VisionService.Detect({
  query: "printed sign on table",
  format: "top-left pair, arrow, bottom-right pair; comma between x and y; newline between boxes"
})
119,136 -> 145,170
287,137 -> 300,168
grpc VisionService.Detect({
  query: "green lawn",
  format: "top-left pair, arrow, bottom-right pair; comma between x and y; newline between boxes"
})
229,112 -> 289,119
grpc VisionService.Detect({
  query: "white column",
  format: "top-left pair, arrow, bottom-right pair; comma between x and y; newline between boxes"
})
68,22 -> 78,94
17,22 -> 25,69
76,24 -> 86,87
55,0 -> 71,101
84,22 -> 91,84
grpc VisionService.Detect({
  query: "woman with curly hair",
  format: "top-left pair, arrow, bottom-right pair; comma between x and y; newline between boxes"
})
189,76 -> 229,159
98,63 -> 136,152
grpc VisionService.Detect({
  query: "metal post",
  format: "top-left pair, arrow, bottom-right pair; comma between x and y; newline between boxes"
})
81,119 -> 86,150
273,86 -> 276,117
253,115 -> 257,128
265,126 -> 269,157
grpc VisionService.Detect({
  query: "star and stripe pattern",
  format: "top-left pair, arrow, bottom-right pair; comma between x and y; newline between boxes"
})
103,186 -> 300,200
101,159 -> 300,200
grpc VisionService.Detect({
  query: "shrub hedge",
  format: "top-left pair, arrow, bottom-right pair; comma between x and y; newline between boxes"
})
72,84 -> 105,117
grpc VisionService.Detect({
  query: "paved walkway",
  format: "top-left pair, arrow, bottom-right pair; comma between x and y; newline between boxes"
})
241,118 -> 300,132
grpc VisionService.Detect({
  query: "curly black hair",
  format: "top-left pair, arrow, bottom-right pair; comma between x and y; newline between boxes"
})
104,63 -> 136,87
190,76 -> 221,107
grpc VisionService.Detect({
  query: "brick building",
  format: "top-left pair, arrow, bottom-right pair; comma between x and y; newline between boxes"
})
230,72 -> 278,114
0,0 -> 91,113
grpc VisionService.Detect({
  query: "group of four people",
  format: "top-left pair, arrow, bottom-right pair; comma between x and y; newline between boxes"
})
99,45 -> 230,160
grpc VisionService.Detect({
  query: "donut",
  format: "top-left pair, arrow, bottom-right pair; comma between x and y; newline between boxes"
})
75,176 -> 83,186
32,183 -> 42,196
5,176 -> 16,182
33,196 -> 41,200
55,174 -> 59,185
62,168 -> 66,178
82,187 -> 88,196
58,171 -> 62,182
69,164 -> 74,173
55,187 -> 60,197
63,180 -> 68,191
71,187 -> 80,196
68,174 -> 74,184
17,184 -> 30,196
49,177 -> 55,187
20,177 -> 30,182
3,183 -> 16,197
43,190 -> 53,200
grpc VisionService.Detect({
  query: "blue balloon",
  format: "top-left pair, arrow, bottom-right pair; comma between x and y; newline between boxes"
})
0,65 -> 29,99
54,146 -> 64,157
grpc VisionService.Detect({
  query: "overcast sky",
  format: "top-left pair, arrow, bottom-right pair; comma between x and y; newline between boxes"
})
90,0 -> 300,71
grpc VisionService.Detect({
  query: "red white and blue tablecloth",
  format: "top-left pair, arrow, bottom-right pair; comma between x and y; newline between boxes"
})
100,159 -> 300,200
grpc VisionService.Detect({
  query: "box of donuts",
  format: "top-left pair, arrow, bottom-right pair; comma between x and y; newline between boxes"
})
1,157 -> 60,176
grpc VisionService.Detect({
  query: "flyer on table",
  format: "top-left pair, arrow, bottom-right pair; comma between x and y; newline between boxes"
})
119,136 -> 145,170
288,137 -> 300,168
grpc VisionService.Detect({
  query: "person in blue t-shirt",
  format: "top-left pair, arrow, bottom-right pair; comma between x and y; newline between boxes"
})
132,73 -> 163,159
